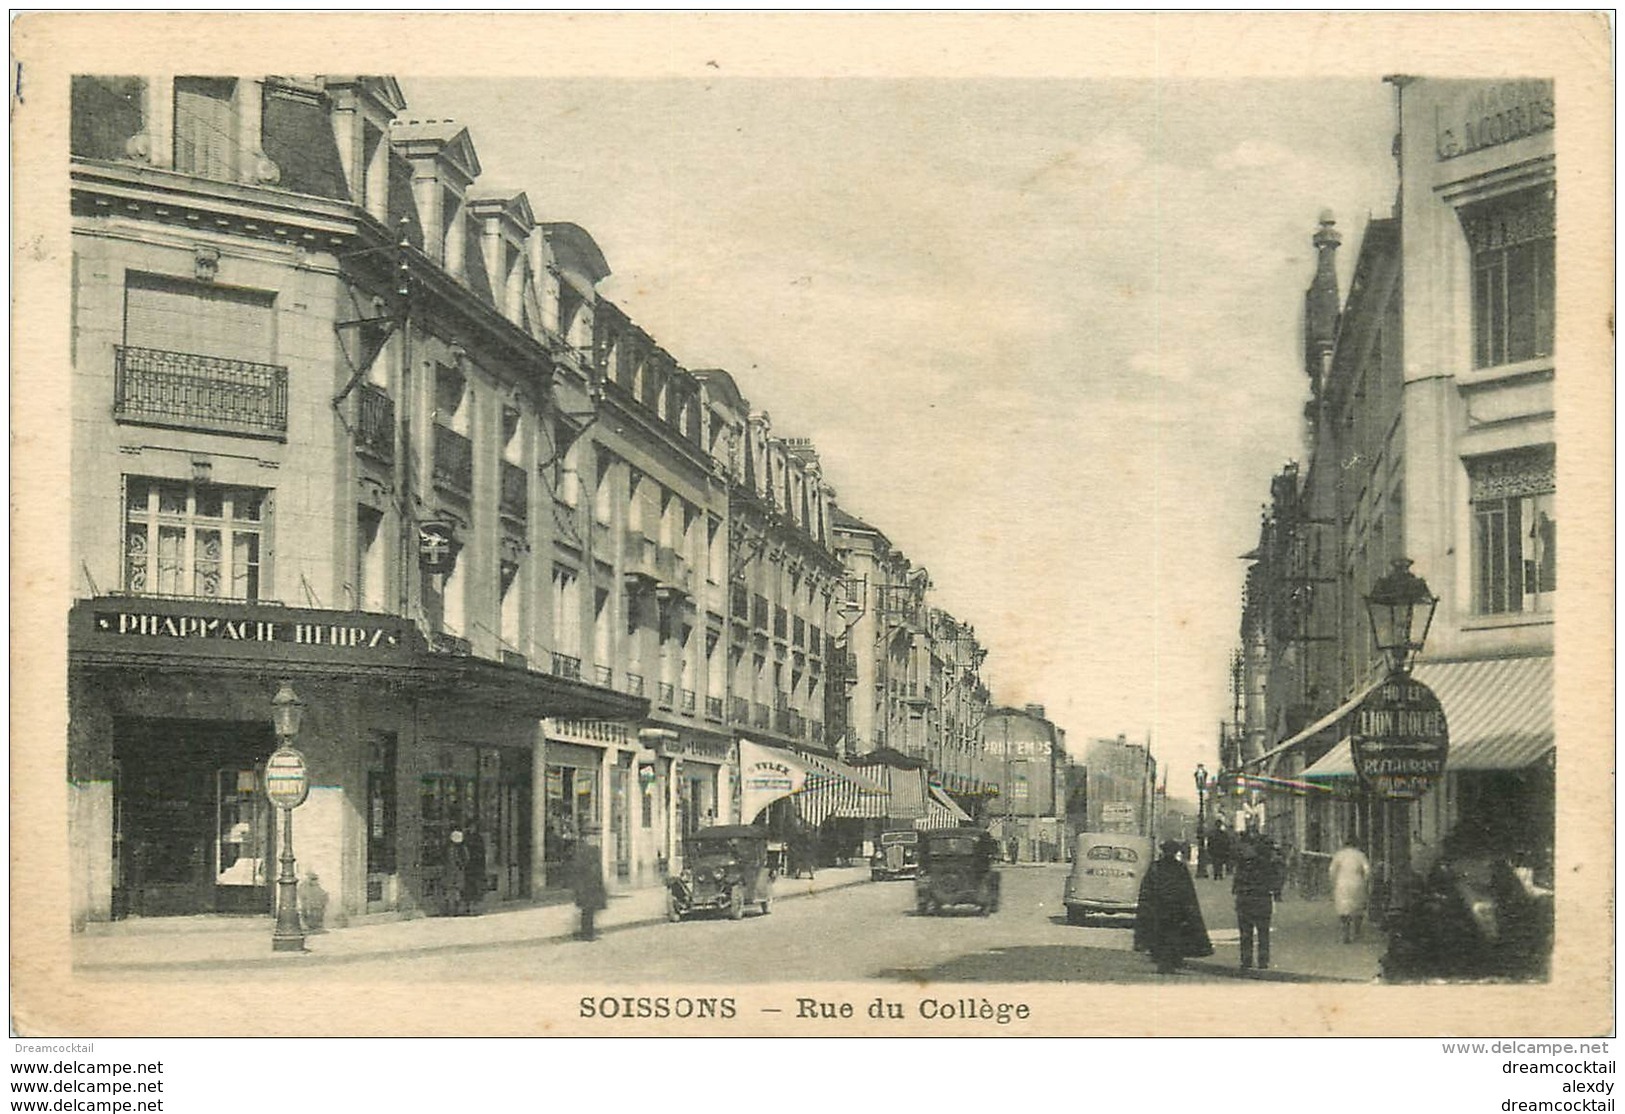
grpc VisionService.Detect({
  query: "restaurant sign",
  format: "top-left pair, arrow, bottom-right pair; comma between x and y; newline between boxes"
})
1350,673 -> 1449,800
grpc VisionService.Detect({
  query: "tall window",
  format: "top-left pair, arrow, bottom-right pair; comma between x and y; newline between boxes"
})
1462,186 -> 1555,369
1469,448 -> 1556,615
173,77 -> 238,180
125,477 -> 266,599
357,505 -> 386,611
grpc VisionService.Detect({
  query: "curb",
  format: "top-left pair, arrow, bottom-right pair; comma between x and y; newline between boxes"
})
76,875 -> 876,974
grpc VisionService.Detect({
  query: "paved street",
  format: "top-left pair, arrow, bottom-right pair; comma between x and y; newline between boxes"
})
75,863 -> 1380,986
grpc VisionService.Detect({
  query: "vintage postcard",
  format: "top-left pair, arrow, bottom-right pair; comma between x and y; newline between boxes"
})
10,12 -> 1614,1038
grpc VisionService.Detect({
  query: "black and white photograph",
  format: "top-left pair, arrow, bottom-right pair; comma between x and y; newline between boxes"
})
10,11 -> 1613,1058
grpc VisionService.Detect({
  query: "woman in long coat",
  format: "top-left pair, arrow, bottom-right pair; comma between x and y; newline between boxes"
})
1134,840 -> 1214,973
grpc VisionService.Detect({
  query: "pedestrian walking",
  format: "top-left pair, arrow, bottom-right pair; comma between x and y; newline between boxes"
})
443,827 -> 470,916
1133,839 -> 1214,974
572,824 -> 607,941
1208,822 -> 1231,881
1232,832 -> 1283,970
462,823 -> 487,916
1328,835 -> 1372,943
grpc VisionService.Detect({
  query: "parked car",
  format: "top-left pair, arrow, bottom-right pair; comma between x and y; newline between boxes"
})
666,825 -> 775,921
1063,832 -> 1154,926
871,829 -> 921,881
914,828 -> 1001,916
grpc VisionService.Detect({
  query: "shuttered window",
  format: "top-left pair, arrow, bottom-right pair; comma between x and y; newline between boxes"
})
173,76 -> 239,181
124,273 -> 274,362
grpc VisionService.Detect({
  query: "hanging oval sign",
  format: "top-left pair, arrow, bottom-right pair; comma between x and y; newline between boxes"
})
265,746 -> 311,809
1350,672 -> 1449,800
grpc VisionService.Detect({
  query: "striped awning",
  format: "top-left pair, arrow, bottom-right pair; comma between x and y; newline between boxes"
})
1247,676 -> 1385,769
1303,655 -> 1554,778
885,766 -> 928,820
795,753 -> 890,825
915,784 -> 974,830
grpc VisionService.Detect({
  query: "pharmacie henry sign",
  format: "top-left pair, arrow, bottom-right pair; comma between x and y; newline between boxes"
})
94,609 -> 405,649
1350,673 -> 1450,800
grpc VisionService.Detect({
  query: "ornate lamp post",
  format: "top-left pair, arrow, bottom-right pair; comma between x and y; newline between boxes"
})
1193,763 -> 1209,877
268,681 -> 310,953
1362,558 -> 1439,926
1365,558 -> 1438,677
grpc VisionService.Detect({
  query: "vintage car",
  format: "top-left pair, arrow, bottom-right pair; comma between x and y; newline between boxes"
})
914,828 -> 1002,916
1063,832 -> 1154,925
870,829 -> 921,881
666,825 -> 775,921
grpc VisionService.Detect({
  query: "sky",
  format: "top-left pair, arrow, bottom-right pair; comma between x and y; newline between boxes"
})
406,75 -> 1398,791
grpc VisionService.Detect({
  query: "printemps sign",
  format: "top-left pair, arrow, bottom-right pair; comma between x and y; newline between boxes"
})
1350,674 -> 1450,800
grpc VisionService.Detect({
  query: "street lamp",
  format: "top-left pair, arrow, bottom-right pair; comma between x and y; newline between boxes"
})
268,681 -> 309,953
1362,558 -> 1437,927
1365,558 -> 1438,676
1193,763 -> 1208,877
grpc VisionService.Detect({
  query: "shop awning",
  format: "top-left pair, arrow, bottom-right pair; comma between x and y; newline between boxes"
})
915,784 -> 974,830
1247,676 -> 1385,769
795,753 -> 890,825
885,766 -> 929,820
1303,656 -> 1554,778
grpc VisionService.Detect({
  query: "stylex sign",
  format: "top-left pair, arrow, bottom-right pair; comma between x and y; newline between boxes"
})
1350,674 -> 1450,800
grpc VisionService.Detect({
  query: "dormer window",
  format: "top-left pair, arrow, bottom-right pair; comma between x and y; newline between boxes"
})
174,77 -> 239,179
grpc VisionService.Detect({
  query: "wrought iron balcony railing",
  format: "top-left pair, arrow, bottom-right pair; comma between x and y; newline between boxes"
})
114,345 -> 288,438
594,664 -> 614,687
753,702 -> 772,729
356,382 -> 394,462
681,688 -> 697,714
624,671 -> 645,697
657,682 -> 676,709
550,652 -> 581,681
433,424 -> 474,499
707,696 -> 725,721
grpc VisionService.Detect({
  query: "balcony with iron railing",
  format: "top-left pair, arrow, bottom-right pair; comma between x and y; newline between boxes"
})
730,696 -> 750,723
774,709 -> 793,735
681,688 -> 697,715
594,664 -> 615,687
114,345 -> 289,439
356,382 -> 394,462
706,696 -> 725,721
433,424 -> 474,500
753,702 -> 772,730
657,682 -> 676,710
550,652 -> 581,682
774,691 -> 790,712
624,671 -> 645,697
811,720 -> 825,745
787,709 -> 806,738
500,460 -> 528,522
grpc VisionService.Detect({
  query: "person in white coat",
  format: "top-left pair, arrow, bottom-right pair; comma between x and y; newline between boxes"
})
1328,836 -> 1372,943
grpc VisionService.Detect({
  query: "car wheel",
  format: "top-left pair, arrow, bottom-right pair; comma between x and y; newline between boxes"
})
871,871 -> 881,882
666,892 -> 683,923
728,888 -> 745,921
760,896 -> 772,915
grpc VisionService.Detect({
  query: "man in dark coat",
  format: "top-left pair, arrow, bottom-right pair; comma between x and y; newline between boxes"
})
462,824 -> 487,916
572,824 -> 608,941
1232,833 -> 1285,969
1134,839 -> 1214,973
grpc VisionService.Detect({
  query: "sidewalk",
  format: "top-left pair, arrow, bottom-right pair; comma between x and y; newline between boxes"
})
1187,873 -> 1384,983
73,866 -> 873,974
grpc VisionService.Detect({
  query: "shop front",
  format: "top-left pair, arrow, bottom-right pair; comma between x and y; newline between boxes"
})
646,730 -> 735,876
69,597 -> 645,928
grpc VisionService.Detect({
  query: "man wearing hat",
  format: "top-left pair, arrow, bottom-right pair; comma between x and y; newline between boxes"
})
571,823 -> 608,941
1133,839 -> 1213,974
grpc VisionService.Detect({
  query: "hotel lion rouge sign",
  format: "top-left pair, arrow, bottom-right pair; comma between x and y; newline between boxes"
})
1350,673 -> 1450,800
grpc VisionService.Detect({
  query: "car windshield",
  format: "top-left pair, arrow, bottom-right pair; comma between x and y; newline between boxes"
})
881,833 -> 917,845
928,836 -> 982,856
1086,845 -> 1140,862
